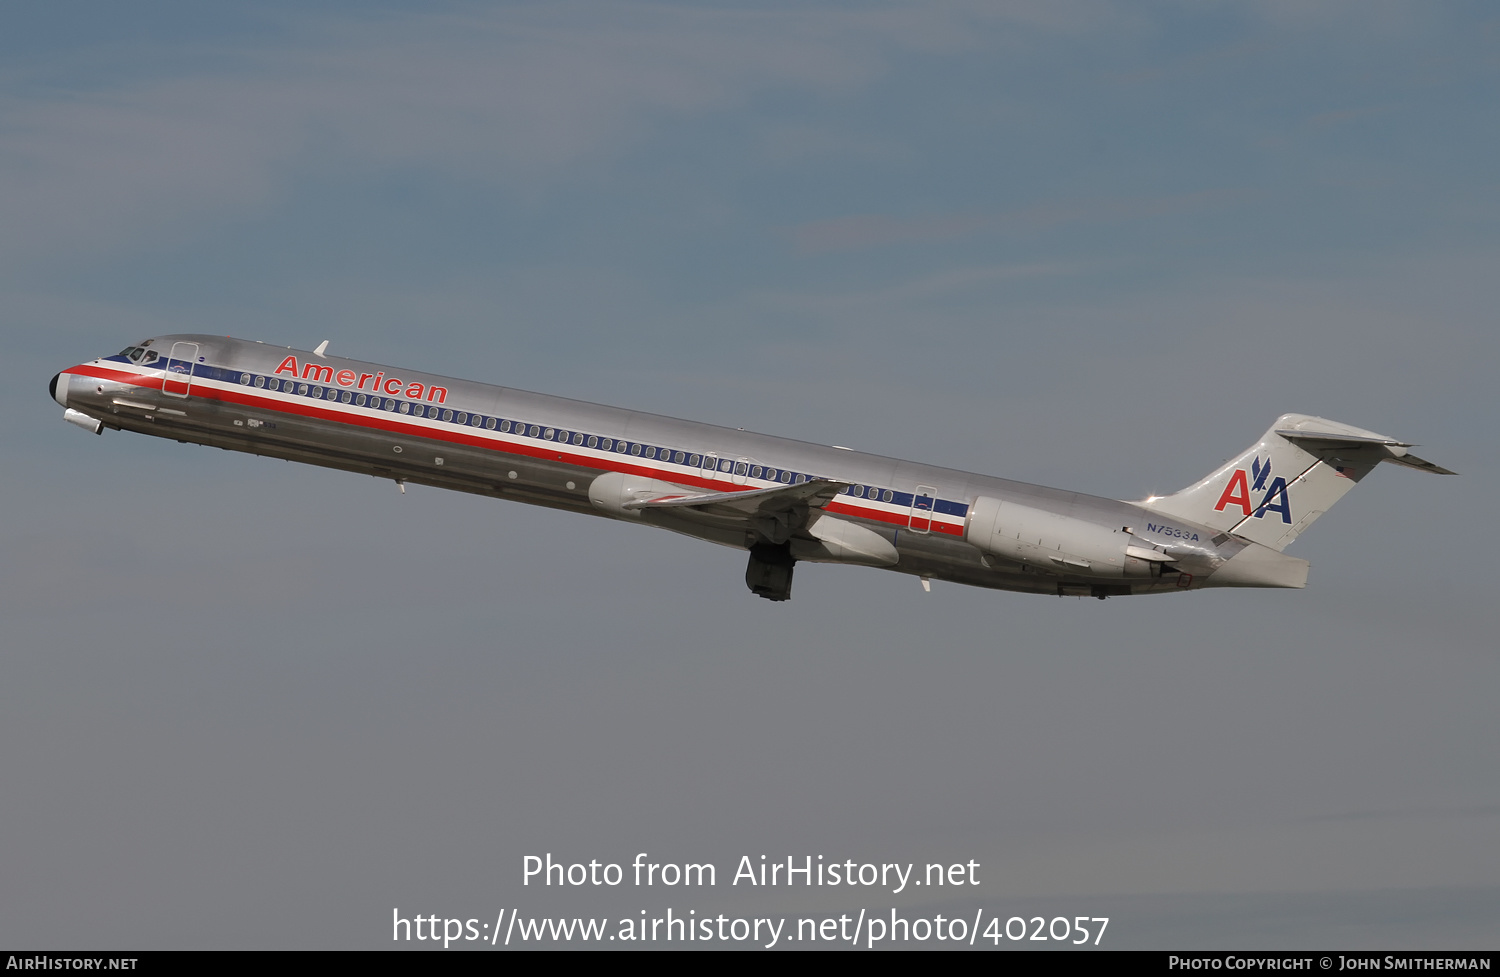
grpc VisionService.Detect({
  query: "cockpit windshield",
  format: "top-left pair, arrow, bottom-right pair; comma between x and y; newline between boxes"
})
117,346 -> 159,364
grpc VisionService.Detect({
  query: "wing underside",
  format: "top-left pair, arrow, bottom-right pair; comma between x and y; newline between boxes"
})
623,477 -> 851,519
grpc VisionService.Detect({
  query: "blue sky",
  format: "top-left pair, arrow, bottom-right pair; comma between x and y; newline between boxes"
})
4,1 -> 1498,949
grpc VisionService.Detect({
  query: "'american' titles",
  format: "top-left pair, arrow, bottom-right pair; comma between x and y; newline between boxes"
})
273,355 -> 447,404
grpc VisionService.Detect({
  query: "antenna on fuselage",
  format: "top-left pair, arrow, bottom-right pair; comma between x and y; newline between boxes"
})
314,340 -> 330,357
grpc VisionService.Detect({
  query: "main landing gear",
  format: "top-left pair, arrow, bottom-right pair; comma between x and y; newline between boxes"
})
745,542 -> 795,602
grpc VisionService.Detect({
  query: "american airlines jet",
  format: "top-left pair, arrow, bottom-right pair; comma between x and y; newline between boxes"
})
51,336 -> 1451,602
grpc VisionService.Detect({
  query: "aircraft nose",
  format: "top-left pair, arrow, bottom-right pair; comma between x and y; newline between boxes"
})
50,372 -> 65,407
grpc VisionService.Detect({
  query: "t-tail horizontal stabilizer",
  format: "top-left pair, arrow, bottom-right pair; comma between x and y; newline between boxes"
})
1141,413 -> 1453,552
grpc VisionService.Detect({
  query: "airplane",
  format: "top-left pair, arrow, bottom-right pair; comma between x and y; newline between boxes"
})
50,335 -> 1452,602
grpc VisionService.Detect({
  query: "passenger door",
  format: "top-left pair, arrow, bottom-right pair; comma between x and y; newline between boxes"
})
161,342 -> 199,398
908,484 -> 938,534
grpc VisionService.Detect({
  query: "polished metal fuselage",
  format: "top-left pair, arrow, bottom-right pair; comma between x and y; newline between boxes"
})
54,335 -> 1222,598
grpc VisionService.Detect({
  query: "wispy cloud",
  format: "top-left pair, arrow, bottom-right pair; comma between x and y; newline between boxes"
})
1116,36 -> 1273,86
0,1 -> 1110,265
1303,102 -> 1400,130
790,188 -> 1249,253
752,260 -> 1086,321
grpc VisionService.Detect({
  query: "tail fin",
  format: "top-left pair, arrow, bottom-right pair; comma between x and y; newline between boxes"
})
1141,413 -> 1453,551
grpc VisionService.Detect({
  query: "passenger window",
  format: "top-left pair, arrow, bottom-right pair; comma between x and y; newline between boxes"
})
781,471 -> 792,483
795,474 -> 807,484
644,447 -> 656,459
719,459 -> 732,472
750,466 -> 762,478
240,373 -> 251,385
734,462 -> 747,475
456,412 -> 468,424
398,401 -> 408,413
689,454 -> 701,467
587,435 -> 598,448
486,417 -> 497,430
528,425 -> 540,437
883,489 -> 894,502
442,409 -> 453,422
630,444 -> 642,456
573,432 -> 584,445
254,376 -> 265,388
544,428 -> 555,440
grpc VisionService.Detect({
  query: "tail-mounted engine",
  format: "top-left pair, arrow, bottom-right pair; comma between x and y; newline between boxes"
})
964,496 -> 1163,579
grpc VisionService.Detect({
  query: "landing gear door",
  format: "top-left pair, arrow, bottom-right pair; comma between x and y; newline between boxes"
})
908,485 -> 938,534
162,342 -> 199,398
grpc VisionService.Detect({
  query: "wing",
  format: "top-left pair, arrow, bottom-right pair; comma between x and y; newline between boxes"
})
623,477 -> 850,518
622,476 -> 852,547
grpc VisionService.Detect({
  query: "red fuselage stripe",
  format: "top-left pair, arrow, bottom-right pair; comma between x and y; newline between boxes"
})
68,363 -> 966,535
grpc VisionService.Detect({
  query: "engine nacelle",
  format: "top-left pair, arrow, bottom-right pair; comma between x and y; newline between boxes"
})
965,495 -> 1153,578
587,471 -> 691,519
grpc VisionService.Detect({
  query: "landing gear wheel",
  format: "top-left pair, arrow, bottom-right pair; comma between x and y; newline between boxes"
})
745,542 -> 795,602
